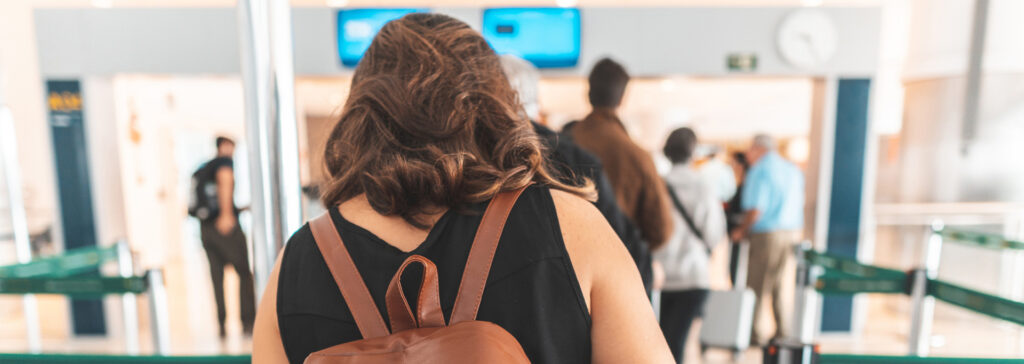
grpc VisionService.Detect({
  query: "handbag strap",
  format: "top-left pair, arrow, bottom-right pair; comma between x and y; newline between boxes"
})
310,213 -> 391,339
449,186 -> 528,324
665,180 -> 708,249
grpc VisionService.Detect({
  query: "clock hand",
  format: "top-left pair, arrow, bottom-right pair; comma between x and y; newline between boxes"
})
799,32 -> 822,62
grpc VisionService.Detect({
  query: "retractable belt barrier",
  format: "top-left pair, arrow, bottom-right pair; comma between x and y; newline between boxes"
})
0,275 -> 148,296
0,354 -> 251,364
801,249 -> 1024,325
814,274 -> 907,295
0,243 -> 172,356
803,250 -> 909,295
928,279 -> 1024,326
792,245 -> 1024,362
803,250 -> 905,280
0,245 -> 119,278
0,244 -> 146,297
940,228 -> 1024,251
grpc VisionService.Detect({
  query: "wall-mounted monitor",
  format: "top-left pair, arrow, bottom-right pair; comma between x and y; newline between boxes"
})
337,8 -> 426,67
482,8 -> 581,68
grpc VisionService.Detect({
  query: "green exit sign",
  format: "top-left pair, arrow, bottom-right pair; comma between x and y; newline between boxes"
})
727,53 -> 758,72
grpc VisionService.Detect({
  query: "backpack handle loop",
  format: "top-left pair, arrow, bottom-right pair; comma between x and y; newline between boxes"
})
385,255 -> 445,332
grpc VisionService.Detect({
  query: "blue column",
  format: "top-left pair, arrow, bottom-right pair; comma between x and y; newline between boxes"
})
821,78 -> 871,332
47,80 -> 107,335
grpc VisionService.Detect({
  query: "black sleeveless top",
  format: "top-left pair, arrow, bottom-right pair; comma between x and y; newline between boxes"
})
276,186 -> 592,364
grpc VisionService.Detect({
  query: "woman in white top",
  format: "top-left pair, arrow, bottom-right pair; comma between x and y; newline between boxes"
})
656,127 -> 727,363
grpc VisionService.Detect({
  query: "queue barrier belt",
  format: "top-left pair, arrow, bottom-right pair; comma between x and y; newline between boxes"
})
815,274 -> 907,295
928,279 -> 1024,326
0,245 -> 119,278
0,354 -> 251,364
940,229 -> 1024,251
820,354 -> 1024,364
803,250 -> 905,280
803,249 -> 1024,326
0,275 -> 148,297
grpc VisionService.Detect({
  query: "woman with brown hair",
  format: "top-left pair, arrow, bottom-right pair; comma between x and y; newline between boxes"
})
252,13 -> 671,363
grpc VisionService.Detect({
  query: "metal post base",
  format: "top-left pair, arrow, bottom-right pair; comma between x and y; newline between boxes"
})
147,269 -> 170,355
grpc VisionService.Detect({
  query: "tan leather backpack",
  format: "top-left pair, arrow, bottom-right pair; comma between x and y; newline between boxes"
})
304,187 -> 531,363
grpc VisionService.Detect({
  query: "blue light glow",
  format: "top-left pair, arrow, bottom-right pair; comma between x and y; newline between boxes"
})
482,8 -> 581,68
336,8 -> 426,67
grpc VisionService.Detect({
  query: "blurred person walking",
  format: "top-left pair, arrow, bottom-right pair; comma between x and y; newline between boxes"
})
569,57 -> 675,257
657,128 -> 726,363
189,136 -> 255,338
729,134 -> 804,346
252,14 -> 673,364
499,54 -> 655,293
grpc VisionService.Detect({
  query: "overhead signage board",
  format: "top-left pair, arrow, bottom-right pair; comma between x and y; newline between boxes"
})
482,8 -> 581,68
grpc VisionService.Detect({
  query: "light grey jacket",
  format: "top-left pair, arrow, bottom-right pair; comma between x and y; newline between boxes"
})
655,164 -> 727,291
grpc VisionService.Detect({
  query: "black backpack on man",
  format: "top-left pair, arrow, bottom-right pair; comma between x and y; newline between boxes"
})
188,160 -> 222,222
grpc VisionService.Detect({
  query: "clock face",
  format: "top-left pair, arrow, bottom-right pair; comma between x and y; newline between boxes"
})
776,9 -> 839,69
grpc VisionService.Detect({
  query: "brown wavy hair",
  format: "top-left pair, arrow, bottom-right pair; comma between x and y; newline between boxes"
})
321,13 -> 594,228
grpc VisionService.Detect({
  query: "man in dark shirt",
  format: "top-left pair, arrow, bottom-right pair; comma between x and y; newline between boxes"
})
196,136 -> 255,338
500,55 -> 655,292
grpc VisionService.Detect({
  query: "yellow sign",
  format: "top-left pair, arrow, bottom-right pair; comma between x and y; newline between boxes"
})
48,91 -> 82,112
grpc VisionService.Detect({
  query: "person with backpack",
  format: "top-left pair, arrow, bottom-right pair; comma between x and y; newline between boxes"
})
251,13 -> 673,364
657,127 -> 727,363
189,136 -> 255,338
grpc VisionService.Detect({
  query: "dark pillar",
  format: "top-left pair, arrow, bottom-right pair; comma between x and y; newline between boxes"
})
821,78 -> 871,332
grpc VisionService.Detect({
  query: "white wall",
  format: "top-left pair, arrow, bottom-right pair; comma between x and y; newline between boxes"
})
0,1 -> 57,237
902,0 -> 1024,80
82,77 -> 128,247
901,0 -> 974,80
0,1 -> 69,344
982,0 -> 1024,74
34,8 -> 241,77
895,0 -> 1024,204
34,7 -> 881,77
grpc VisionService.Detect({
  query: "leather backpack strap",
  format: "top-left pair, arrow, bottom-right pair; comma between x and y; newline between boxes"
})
310,212 -> 391,339
385,255 -> 445,332
449,186 -> 529,324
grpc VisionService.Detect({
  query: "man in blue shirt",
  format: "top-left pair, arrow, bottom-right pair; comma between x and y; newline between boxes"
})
730,134 -> 804,346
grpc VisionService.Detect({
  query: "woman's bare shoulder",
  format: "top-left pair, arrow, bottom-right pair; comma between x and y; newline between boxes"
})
549,189 -> 624,310
550,189 -> 617,250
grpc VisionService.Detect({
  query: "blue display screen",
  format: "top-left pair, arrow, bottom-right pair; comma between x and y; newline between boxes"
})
336,8 -> 425,67
482,8 -> 581,68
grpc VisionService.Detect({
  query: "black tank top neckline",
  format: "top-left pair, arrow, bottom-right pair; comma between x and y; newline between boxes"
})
331,206 -> 455,255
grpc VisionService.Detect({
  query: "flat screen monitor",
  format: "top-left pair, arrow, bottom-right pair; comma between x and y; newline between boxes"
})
482,8 -> 581,68
337,8 -> 425,67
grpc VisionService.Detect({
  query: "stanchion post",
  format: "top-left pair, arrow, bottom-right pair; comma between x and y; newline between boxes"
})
791,240 -> 821,344
116,241 -> 140,354
236,0 -> 304,300
0,104 -> 41,353
146,269 -> 171,355
908,220 -> 944,356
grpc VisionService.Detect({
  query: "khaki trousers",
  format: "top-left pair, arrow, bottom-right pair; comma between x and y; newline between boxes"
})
746,230 -> 800,345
